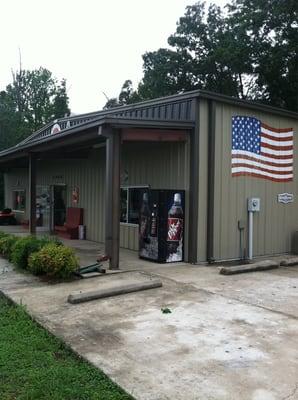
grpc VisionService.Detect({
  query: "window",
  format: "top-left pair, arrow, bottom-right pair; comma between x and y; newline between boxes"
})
120,186 -> 148,224
13,190 -> 26,211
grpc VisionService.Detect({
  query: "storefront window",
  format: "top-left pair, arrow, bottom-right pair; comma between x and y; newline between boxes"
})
120,187 -> 148,224
13,190 -> 26,211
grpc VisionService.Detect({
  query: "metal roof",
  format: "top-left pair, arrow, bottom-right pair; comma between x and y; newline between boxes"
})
56,89 -> 297,120
18,89 -> 298,145
0,89 -> 297,163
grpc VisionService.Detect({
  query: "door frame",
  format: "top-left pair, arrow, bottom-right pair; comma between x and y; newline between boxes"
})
50,184 -> 67,233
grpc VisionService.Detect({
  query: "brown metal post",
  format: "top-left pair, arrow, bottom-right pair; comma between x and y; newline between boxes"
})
28,153 -> 37,234
104,129 -> 121,269
105,137 -> 112,258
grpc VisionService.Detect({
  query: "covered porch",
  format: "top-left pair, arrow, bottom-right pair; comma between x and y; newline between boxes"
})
0,225 -> 190,271
0,116 -> 197,269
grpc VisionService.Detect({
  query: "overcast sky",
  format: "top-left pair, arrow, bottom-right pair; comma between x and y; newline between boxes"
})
1,0 -> 227,114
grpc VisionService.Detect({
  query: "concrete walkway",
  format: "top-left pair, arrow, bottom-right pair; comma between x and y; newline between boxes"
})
0,227 -> 298,399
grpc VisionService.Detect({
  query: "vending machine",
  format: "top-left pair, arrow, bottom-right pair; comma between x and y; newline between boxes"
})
139,189 -> 185,263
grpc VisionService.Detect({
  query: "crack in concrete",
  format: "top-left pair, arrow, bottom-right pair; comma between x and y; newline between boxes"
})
282,383 -> 298,400
208,290 -> 298,321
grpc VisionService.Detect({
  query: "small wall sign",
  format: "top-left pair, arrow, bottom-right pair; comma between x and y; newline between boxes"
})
277,193 -> 294,204
72,186 -> 79,204
121,169 -> 129,185
51,123 -> 61,135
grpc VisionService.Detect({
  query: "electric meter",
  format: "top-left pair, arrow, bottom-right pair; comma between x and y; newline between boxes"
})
247,197 -> 260,212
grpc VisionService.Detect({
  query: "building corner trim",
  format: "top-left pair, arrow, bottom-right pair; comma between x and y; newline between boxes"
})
188,98 -> 200,263
207,100 -> 216,263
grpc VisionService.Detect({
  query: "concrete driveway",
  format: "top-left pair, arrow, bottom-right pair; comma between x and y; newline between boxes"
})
0,257 -> 298,400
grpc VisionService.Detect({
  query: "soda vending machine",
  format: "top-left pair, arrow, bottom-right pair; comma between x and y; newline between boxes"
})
139,189 -> 185,263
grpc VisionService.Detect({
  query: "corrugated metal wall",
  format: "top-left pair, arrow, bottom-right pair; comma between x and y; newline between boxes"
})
121,141 -> 189,252
5,169 -> 29,223
212,103 -> 298,260
36,149 -> 106,242
5,149 -> 106,241
4,141 -> 189,253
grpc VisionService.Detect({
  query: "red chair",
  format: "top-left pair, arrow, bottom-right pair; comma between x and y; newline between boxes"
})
0,209 -> 17,225
55,207 -> 83,239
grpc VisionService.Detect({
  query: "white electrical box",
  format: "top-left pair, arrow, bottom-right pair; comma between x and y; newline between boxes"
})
248,197 -> 260,212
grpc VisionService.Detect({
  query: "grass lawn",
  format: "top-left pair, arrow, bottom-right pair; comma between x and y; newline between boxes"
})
0,296 -> 133,400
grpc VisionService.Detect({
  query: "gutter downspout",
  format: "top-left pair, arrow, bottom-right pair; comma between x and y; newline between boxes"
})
207,100 -> 216,263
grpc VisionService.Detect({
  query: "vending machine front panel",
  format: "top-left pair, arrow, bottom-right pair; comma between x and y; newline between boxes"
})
139,189 -> 158,261
139,189 -> 185,263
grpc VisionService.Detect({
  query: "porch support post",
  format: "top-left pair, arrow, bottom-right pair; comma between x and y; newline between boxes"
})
102,128 -> 121,270
28,153 -> 37,234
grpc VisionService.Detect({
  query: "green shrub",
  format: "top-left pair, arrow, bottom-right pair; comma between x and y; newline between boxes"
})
0,235 -> 20,260
28,243 -> 79,279
0,230 -> 9,239
11,235 -> 62,270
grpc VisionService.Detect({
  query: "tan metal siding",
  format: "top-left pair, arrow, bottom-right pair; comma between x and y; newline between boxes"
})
4,169 -> 29,223
122,142 -> 187,188
4,141 -> 189,254
119,224 -> 139,251
213,103 -> 298,260
120,141 -> 189,252
36,149 -> 106,242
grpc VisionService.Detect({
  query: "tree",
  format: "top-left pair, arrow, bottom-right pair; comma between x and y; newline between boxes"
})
0,67 -> 70,208
129,2 -> 255,104
227,0 -> 298,110
104,80 -> 141,109
5,67 -> 70,137
0,67 -> 70,148
0,91 -> 21,149
111,1 -> 297,111
138,48 -> 195,100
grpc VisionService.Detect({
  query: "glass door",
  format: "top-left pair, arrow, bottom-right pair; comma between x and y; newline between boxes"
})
36,185 -> 51,232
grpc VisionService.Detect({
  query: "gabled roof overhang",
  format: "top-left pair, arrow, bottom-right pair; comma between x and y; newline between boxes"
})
0,116 -> 194,165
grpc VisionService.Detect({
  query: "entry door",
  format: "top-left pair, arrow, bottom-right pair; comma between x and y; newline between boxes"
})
50,185 -> 67,232
36,185 -> 51,231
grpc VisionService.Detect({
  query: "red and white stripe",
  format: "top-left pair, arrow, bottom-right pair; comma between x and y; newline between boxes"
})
232,123 -> 294,182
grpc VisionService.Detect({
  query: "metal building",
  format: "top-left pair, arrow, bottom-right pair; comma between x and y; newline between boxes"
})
0,90 -> 297,268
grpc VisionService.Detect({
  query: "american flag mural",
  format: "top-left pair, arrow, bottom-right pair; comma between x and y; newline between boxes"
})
231,116 -> 294,182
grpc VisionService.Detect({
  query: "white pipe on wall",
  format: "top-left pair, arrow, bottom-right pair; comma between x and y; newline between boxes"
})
248,211 -> 253,260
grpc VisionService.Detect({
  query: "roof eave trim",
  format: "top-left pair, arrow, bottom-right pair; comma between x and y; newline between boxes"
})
0,118 -> 194,161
